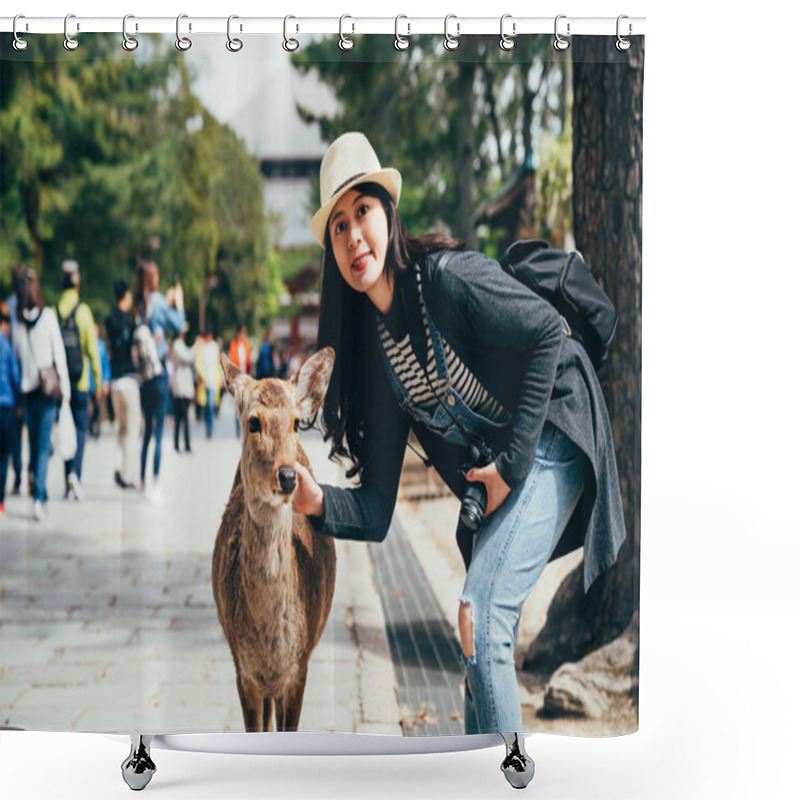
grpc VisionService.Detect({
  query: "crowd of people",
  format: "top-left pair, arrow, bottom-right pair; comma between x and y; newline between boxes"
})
0,259 -> 303,520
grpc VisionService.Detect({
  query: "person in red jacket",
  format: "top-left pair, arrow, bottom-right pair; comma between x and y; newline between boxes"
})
227,323 -> 251,438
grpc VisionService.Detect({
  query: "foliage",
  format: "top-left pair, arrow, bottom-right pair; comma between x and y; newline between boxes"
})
0,34 -> 270,341
291,34 -> 570,243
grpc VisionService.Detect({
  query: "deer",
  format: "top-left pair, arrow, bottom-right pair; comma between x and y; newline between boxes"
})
212,348 -> 336,732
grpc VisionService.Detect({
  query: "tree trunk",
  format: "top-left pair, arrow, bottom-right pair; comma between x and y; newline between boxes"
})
524,36 -> 643,711
454,58 -> 477,249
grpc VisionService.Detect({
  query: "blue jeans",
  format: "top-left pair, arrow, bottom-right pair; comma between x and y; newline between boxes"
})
460,423 -> 585,734
204,389 -> 216,437
64,390 -> 89,481
24,389 -> 59,502
140,373 -> 168,483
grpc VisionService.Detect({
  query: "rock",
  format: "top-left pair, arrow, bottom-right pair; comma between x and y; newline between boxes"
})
542,624 -> 636,720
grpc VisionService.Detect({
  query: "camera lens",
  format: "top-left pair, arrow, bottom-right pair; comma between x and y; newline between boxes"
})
459,483 -> 487,533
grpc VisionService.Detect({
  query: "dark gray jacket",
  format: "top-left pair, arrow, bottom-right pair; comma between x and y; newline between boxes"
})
313,249 -> 626,592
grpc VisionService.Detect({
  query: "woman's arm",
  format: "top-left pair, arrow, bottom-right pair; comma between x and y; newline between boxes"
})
296,362 -> 410,543
435,250 -> 563,489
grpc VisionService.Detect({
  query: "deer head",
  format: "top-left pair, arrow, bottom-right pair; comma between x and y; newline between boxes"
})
221,348 -> 335,513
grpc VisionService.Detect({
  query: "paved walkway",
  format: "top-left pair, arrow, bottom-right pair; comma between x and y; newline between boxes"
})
0,400 -> 405,735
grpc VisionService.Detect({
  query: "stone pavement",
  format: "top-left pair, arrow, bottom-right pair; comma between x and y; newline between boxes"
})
0,399 -> 400,735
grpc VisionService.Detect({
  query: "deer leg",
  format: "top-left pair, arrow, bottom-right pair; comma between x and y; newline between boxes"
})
236,672 -> 264,732
262,696 -> 275,732
279,666 -> 309,732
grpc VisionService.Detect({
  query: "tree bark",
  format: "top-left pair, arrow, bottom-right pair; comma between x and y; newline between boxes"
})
524,36 -> 643,709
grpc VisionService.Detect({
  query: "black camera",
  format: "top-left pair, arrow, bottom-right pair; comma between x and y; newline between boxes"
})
458,443 -> 491,535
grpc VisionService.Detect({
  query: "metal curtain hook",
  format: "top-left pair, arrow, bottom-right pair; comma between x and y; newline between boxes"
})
175,14 -> 192,51
122,14 -> 138,51
282,15 -> 299,52
395,15 -> 410,51
616,15 -> 632,51
553,14 -> 570,51
12,14 -> 29,51
499,14 -> 516,51
443,14 -> 459,51
339,15 -> 354,50
64,13 -> 79,51
226,15 -> 243,52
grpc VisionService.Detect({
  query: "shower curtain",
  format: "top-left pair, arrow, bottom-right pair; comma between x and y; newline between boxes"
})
0,24 -> 642,740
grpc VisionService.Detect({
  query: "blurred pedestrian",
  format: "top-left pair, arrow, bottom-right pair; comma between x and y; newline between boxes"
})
255,330 -> 276,380
228,323 -> 251,437
0,303 -> 21,513
4,266 -> 25,495
195,328 -> 221,439
13,269 -> 71,520
88,322 -> 111,438
106,278 -> 140,490
56,259 -> 102,501
134,260 -> 185,504
171,322 -> 195,454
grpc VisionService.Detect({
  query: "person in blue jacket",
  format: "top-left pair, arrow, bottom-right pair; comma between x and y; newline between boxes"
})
133,260 -> 185,505
291,132 -> 626,736
0,302 -> 21,513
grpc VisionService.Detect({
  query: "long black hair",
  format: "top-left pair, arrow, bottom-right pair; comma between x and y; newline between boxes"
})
315,181 -> 463,480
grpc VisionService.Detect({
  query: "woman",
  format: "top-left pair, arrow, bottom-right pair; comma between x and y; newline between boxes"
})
292,132 -> 626,736
134,260 -> 185,505
171,322 -> 195,454
12,269 -> 71,520
0,302 -> 21,514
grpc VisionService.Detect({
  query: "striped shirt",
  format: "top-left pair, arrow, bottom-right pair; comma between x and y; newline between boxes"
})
376,266 -> 512,423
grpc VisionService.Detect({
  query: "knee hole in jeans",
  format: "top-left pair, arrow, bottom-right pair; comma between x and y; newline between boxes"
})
458,600 -> 474,660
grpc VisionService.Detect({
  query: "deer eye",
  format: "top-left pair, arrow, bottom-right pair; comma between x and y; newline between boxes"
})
248,417 -> 261,434
293,419 -> 300,433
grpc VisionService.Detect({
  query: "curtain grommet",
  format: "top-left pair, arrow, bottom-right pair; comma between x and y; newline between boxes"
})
282,15 -> 299,52
499,14 -> 516,51
339,15 -> 354,51
553,14 -> 570,51
63,14 -> 79,51
121,14 -> 138,52
616,15 -> 632,51
175,14 -> 192,51
443,14 -> 460,51
12,15 -> 29,51
394,15 -> 410,51
226,15 -> 243,52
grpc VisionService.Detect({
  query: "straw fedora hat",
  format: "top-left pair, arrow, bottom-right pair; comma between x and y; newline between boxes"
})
311,132 -> 402,246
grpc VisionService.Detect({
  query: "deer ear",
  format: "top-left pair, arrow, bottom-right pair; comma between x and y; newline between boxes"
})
293,347 -> 335,419
221,353 -> 251,414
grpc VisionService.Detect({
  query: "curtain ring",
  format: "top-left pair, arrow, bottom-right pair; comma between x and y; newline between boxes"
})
175,14 -> 192,51
553,14 -> 570,51
282,15 -> 299,52
226,15 -> 243,52
339,15 -> 354,51
12,15 -> 29,51
394,15 -> 410,51
443,14 -> 459,51
63,13 -> 79,51
122,14 -> 138,51
499,14 -> 516,51
616,15 -> 632,51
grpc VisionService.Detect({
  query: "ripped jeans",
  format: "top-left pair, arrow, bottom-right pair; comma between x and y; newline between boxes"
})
459,423 -> 585,734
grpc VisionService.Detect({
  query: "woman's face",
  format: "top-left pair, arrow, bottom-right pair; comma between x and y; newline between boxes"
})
328,189 -> 389,296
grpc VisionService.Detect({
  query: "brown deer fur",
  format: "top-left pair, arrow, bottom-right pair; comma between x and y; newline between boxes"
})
212,349 -> 336,732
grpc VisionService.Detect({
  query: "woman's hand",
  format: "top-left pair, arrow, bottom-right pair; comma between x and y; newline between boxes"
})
292,462 -> 325,517
465,462 -> 511,517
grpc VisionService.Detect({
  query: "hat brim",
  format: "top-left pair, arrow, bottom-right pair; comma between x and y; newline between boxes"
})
311,168 -> 402,247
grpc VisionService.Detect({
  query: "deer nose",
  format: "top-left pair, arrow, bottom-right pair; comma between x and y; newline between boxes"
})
278,466 -> 297,494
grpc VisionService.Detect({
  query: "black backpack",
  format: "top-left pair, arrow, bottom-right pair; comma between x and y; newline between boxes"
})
56,305 -> 84,384
498,240 -> 618,368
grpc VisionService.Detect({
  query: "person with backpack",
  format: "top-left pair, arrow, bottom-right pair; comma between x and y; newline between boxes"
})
56,260 -> 102,501
12,269 -> 71,520
134,260 -> 185,505
290,133 -> 626,739
105,279 -> 140,490
0,302 -> 21,514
